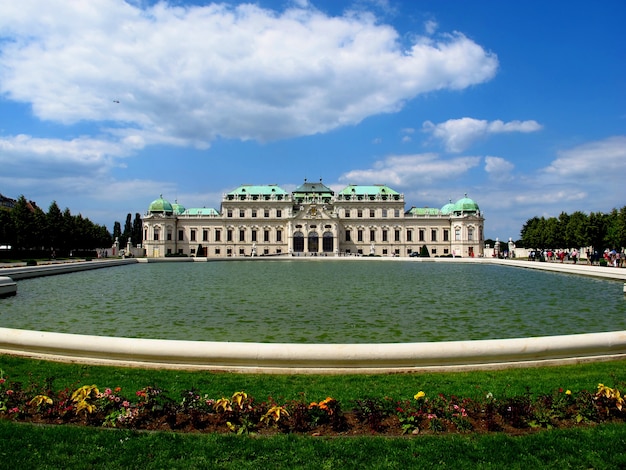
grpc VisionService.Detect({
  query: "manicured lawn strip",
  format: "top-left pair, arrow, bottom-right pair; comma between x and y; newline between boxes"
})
2,355 -> 625,403
1,420 -> 625,469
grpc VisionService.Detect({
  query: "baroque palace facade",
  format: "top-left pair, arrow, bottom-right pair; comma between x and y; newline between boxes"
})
142,180 -> 484,258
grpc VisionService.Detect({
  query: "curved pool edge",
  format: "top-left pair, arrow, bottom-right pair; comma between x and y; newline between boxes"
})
1,327 -> 625,374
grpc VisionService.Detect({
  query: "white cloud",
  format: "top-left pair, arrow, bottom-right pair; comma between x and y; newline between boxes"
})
484,156 -> 514,181
543,136 -> 626,179
423,117 -> 542,152
0,0 -> 498,148
424,20 -> 438,35
339,153 -> 481,187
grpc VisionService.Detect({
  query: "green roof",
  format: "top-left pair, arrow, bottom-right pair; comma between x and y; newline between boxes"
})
440,200 -> 455,215
227,184 -> 288,196
293,180 -> 334,196
184,208 -> 219,216
407,207 -> 441,216
339,184 -> 399,196
148,195 -> 173,214
171,201 -> 186,215
453,195 -> 480,213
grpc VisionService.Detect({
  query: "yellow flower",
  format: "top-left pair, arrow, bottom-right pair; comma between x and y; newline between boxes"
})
565,390 -> 572,395
414,391 -> 426,400
29,395 -> 53,407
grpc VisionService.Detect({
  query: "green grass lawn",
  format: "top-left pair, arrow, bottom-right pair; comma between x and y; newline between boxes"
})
1,354 -> 625,469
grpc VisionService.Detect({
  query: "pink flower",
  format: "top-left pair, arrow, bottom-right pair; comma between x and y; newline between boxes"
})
0,378 -> 5,384
122,401 -> 130,408
6,390 -> 13,396
8,407 -> 19,414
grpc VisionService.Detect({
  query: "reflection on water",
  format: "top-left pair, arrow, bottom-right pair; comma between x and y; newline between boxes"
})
0,260 -> 624,343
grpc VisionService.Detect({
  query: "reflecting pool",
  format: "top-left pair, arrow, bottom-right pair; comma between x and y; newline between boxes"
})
1,260 -> 624,343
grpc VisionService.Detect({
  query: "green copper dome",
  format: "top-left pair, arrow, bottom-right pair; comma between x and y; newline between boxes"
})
441,199 -> 455,215
171,200 -> 186,215
453,194 -> 480,214
148,195 -> 174,214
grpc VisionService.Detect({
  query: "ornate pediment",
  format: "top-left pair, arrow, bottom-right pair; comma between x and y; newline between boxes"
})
293,203 -> 335,220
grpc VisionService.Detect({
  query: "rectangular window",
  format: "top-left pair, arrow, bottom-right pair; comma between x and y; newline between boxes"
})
382,209 -> 387,218
202,230 -> 208,241
394,209 -> 400,217
153,231 -> 159,241
357,209 -> 363,218
239,230 -> 245,242
346,230 -> 351,242
190,230 -> 196,242
455,229 -> 461,241
239,210 -> 245,218
345,209 -> 350,217
227,210 -> 233,218
382,230 -> 388,242
419,229 -> 425,242
215,248 -> 220,255
215,230 -> 221,242
276,209 -> 282,218
394,230 -> 400,242
252,230 -> 257,242
264,230 -> 269,242
443,229 -> 449,242
227,229 -> 233,242
357,230 -> 363,242
264,210 -> 270,218
178,230 -> 184,241
370,209 -> 375,217
252,210 -> 257,218
370,230 -> 375,242
431,229 -> 437,242
167,231 -> 172,241
276,230 -> 282,242
468,228 -> 474,241
407,230 -> 413,242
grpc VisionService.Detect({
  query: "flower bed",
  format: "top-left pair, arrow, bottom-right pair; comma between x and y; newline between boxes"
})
1,374 -> 624,436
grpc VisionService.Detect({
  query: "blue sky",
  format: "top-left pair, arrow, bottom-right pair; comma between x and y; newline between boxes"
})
0,0 -> 624,239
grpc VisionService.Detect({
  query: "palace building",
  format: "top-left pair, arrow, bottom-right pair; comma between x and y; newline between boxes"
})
142,179 -> 484,258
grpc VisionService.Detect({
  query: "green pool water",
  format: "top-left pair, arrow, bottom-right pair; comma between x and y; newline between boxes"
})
1,260 -> 624,343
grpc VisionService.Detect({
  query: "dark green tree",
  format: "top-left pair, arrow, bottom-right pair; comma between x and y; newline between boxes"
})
112,221 -> 122,244
46,201 -> 64,252
121,213 -> 132,248
132,213 -> 142,246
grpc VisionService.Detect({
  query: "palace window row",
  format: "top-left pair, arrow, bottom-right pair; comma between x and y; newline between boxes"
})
343,208 -> 402,218
226,209 -> 283,218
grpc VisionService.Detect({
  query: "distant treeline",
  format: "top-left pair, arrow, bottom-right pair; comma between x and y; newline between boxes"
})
0,196 -> 112,258
519,207 -> 626,250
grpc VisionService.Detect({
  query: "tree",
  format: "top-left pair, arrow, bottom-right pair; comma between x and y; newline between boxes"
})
11,196 -> 42,250
120,213 -> 132,248
113,221 -> 122,244
132,213 -> 142,246
46,201 -> 64,251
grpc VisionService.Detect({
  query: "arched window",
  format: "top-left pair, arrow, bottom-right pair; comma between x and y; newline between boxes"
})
323,231 -> 333,252
308,231 -> 319,252
293,231 -> 304,252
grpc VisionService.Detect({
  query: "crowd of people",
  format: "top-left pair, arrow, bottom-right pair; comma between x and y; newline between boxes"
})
527,248 -> 625,267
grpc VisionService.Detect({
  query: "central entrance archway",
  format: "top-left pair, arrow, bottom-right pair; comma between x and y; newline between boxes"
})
293,231 -> 304,253
323,231 -> 334,252
308,231 -> 319,253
